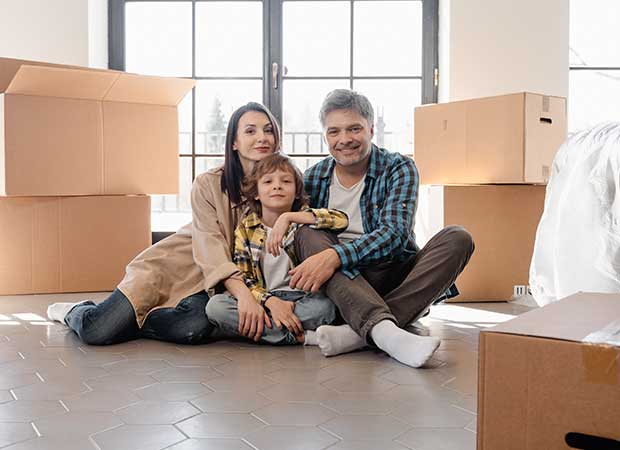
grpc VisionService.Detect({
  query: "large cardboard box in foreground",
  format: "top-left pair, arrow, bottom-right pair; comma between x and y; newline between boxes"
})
478,292 -> 620,450
0,195 -> 151,295
0,58 -> 195,196
415,185 -> 545,301
415,92 -> 567,184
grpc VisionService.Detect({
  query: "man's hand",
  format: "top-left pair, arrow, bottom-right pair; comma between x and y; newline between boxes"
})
264,296 -> 303,336
237,297 -> 271,342
289,248 -> 341,292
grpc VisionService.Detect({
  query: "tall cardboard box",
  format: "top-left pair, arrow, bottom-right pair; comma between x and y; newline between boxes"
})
414,92 -> 567,185
478,292 -> 620,450
0,195 -> 151,295
0,58 -> 195,196
415,185 -> 546,301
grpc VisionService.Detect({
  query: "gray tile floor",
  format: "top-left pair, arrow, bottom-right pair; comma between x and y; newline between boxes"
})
0,292 -> 531,450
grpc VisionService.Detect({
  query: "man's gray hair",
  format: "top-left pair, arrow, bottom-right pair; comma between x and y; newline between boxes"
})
319,89 -> 374,127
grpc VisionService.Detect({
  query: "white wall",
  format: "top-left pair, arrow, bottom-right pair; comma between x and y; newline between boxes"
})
0,0 -> 107,67
439,0 -> 569,102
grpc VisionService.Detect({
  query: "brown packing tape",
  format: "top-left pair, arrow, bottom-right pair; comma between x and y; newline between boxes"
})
582,344 -> 620,385
542,95 -> 550,113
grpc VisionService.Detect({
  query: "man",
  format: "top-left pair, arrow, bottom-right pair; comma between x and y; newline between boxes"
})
289,89 -> 474,368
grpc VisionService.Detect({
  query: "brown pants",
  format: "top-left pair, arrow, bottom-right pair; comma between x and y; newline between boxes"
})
294,225 -> 475,344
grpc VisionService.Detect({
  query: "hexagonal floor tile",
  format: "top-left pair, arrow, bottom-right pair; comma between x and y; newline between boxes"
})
176,413 -> 266,438
164,438 -> 255,450
0,373 -> 41,390
0,423 -> 37,447
253,402 -> 337,426
322,374 -> 397,394
320,392 -> 397,415
0,390 -> 14,403
396,428 -> 476,450
258,382 -> 338,402
83,374 -> 157,391
92,424 -> 186,450
150,367 -> 222,383
0,400 -> 66,422
34,411 -> 123,439
264,367 -> 336,384
245,425 -> 339,450
115,401 -> 200,425
0,437 -> 99,450
59,351 -> 126,367
134,382 -> 211,402
321,415 -> 412,441
379,366 -> 453,386
191,391 -> 273,413
327,441 -> 412,450
390,401 -> 475,428
12,380 -> 89,401
103,359 -> 172,375
0,358 -> 66,375
205,375 -> 276,392
62,389 -> 142,412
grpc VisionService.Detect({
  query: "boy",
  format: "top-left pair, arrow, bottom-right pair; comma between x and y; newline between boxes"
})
206,154 -> 348,345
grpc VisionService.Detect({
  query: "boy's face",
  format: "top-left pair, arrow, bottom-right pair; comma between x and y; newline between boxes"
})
256,168 -> 297,214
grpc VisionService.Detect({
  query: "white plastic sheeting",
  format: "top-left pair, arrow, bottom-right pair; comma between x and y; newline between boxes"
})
529,122 -> 620,306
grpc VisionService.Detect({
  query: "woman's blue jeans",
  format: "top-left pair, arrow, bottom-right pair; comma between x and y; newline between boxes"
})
64,289 -> 213,345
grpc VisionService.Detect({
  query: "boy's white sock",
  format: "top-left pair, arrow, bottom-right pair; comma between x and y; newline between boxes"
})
46,301 -> 88,324
370,320 -> 440,368
316,324 -> 365,356
304,330 -> 318,346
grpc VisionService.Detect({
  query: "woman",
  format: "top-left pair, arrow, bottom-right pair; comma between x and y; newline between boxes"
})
47,102 -> 280,345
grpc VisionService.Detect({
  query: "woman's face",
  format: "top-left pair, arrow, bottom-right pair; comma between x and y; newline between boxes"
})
234,111 -> 277,165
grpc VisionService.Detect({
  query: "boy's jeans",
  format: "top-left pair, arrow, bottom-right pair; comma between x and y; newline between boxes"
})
206,290 -> 336,345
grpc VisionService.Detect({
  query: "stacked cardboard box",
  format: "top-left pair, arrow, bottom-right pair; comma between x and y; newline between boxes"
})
0,58 -> 195,295
414,92 -> 567,301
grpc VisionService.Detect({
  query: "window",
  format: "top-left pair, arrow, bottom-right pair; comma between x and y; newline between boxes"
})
109,0 -> 438,231
569,0 -> 620,133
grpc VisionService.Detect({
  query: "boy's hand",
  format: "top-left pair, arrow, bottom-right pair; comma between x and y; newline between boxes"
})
267,213 -> 290,257
237,297 -> 271,342
264,296 -> 303,336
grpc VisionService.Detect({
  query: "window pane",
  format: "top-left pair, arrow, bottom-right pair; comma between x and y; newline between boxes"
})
196,157 -> 225,177
195,80 -> 263,155
282,79 -> 350,154
570,0 -> 620,67
195,2 -> 263,77
151,157 -> 193,232
353,79 -> 421,155
354,1 -> 422,76
178,91 -> 193,154
126,2 -> 192,77
289,156 -> 325,173
283,1 -> 350,77
569,70 -> 620,133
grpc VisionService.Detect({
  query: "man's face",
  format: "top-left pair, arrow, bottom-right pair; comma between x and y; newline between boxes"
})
323,109 -> 374,168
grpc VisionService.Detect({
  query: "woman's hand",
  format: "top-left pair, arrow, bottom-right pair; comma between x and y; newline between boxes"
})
237,296 -> 271,342
266,213 -> 290,257
264,296 -> 304,337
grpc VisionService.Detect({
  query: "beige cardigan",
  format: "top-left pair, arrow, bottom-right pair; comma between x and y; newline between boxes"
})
118,167 -> 244,327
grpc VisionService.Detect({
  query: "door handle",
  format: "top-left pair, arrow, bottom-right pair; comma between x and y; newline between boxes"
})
272,62 -> 279,90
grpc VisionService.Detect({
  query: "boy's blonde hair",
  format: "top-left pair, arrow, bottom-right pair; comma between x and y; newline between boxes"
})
242,153 -> 309,216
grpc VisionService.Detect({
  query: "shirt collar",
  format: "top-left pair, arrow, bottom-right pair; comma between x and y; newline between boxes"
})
241,211 -> 263,228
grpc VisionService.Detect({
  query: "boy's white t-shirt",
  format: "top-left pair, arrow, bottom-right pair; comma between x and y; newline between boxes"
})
328,172 -> 365,243
261,226 -> 296,292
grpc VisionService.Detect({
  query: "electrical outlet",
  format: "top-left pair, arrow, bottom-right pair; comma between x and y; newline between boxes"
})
513,285 -> 528,297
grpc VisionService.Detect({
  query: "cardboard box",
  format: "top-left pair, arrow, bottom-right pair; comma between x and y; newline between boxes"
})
478,292 -> 620,450
0,58 -> 195,196
0,195 -> 151,295
415,185 -> 545,301
414,92 -> 567,184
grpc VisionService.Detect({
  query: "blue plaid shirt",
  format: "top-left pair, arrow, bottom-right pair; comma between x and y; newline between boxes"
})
305,145 -> 459,300
305,145 -> 420,278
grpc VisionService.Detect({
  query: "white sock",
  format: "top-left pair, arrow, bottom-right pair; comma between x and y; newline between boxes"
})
304,330 -> 318,346
316,324 -> 365,356
46,301 -> 88,324
370,320 -> 440,368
